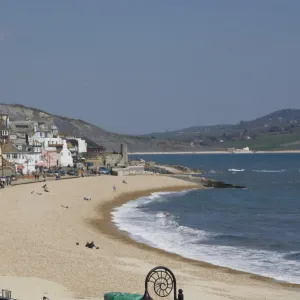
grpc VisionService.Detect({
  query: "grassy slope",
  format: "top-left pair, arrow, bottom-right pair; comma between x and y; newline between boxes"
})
219,131 -> 300,151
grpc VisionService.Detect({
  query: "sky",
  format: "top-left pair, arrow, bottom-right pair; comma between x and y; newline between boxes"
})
0,1 -> 299,134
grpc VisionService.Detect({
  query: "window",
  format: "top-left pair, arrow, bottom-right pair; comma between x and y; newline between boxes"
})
1,130 -> 8,136
40,132 -> 43,137
6,154 -> 10,159
13,154 -> 18,159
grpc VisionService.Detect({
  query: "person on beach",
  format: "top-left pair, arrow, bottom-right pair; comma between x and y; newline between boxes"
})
85,241 -> 95,248
113,184 -> 116,192
1,177 -> 6,188
0,178 -> 5,189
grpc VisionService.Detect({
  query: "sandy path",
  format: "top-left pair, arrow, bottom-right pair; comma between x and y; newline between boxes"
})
0,176 -> 299,300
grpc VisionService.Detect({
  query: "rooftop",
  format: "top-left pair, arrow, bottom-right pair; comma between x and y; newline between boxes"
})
84,137 -> 105,149
1,143 -> 21,153
10,121 -> 34,133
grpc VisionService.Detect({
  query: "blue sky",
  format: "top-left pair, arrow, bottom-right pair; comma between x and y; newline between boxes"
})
0,1 -> 299,134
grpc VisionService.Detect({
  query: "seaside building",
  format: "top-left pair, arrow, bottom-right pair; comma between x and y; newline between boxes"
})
57,140 -> 73,167
31,136 -> 64,148
41,148 -> 58,168
9,120 -> 35,146
85,138 -> 105,158
0,112 -> 10,144
66,137 -> 87,162
2,143 -> 44,174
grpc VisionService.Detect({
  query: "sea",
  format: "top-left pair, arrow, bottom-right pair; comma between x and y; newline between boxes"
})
112,153 -> 300,284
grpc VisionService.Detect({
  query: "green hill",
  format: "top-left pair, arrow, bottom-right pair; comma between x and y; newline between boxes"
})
143,109 -> 300,151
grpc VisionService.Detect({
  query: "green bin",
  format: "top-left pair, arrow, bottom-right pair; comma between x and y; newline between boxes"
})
104,292 -> 143,300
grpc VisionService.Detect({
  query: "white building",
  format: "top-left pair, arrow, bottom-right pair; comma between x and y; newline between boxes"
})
66,137 -> 87,161
29,121 -> 59,143
3,149 -> 43,174
77,138 -> 87,153
58,140 -> 73,167
15,144 -> 42,153
66,137 -> 87,153
30,136 -> 64,149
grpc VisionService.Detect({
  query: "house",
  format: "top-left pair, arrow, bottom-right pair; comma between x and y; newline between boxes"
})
10,121 -> 35,146
0,128 -> 9,143
57,140 -> 73,167
30,136 -> 64,148
42,148 -> 58,168
2,143 -> 43,174
85,138 -> 105,158
66,137 -> 87,161
0,112 -> 10,128
0,112 -> 10,143
14,143 -> 42,153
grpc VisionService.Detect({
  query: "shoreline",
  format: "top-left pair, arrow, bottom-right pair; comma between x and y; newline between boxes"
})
129,150 -> 300,155
92,186 -> 300,290
0,176 -> 299,300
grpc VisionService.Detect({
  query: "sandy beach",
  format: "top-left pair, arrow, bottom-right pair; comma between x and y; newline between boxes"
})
0,176 -> 299,300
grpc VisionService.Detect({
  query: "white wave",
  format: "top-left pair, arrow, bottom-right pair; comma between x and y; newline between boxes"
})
228,169 -> 245,172
112,192 -> 300,284
156,212 -> 171,218
253,169 -> 286,173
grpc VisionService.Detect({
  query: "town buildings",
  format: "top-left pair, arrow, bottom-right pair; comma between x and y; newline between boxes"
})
0,113 -> 90,174
1,143 -> 44,174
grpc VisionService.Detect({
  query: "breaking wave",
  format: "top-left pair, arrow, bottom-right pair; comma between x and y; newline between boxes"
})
253,169 -> 286,173
112,191 -> 300,284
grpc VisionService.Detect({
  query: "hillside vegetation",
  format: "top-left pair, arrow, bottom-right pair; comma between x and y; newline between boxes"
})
144,109 -> 300,151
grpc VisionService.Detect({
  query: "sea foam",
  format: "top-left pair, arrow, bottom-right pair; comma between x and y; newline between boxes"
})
112,191 -> 300,284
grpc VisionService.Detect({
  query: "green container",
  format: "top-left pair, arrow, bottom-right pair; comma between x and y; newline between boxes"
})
104,292 -> 143,300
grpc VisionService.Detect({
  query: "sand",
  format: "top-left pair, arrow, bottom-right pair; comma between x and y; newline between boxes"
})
0,176 -> 299,300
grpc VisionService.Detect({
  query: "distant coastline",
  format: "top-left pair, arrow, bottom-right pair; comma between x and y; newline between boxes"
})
129,150 -> 300,155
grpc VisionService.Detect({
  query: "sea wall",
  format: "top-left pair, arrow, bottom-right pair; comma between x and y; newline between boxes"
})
112,166 -> 148,176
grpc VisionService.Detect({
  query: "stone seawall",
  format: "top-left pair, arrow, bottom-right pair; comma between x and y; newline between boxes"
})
112,166 -> 148,176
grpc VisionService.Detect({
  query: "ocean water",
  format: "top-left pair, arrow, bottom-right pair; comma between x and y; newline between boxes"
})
112,154 -> 300,284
